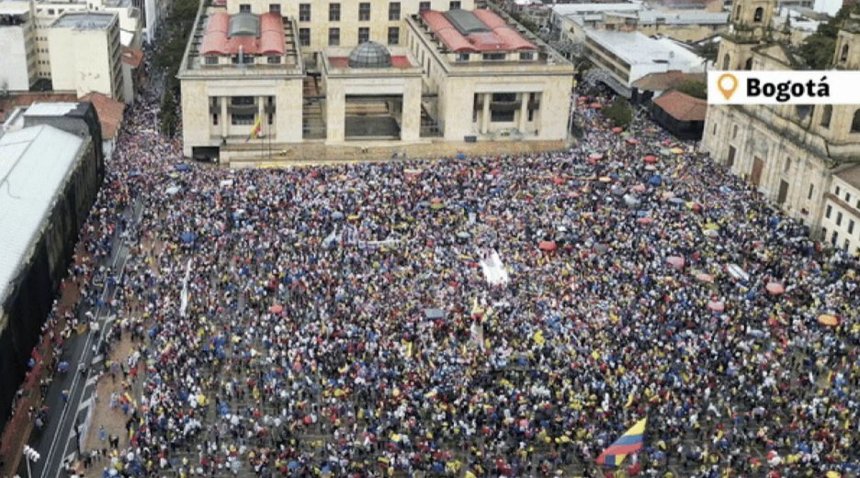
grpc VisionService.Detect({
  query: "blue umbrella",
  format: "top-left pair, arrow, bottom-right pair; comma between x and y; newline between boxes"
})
331,211 -> 344,220
180,231 -> 197,244
648,175 -> 663,187
175,163 -> 191,172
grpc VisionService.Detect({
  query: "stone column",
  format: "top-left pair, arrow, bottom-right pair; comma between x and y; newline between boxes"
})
220,96 -> 228,138
481,92 -> 491,134
518,92 -> 529,133
258,97 -> 266,136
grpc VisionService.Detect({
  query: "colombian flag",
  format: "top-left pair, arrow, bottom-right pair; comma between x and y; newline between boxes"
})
246,116 -> 262,142
596,418 -> 647,467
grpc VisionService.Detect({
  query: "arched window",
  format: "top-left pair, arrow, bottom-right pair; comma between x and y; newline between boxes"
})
722,53 -> 731,70
820,105 -> 832,128
852,109 -> 860,133
754,7 -> 763,22
841,44 -> 849,62
745,57 -> 753,70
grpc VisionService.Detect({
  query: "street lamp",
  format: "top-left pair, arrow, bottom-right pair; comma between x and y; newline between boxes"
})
22,446 -> 40,478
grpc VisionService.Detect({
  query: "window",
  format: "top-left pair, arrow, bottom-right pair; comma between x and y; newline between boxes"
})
845,192 -> 851,202
48,8 -> 54,14
299,3 -> 310,21
457,53 -> 470,62
841,44 -> 849,63
299,28 -> 310,46
852,109 -> 860,133
205,56 -> 218,65
820,105 -> 832,128
753,7 -> 763,22
732,124 -> 738,139
826,204 -> 832,219
849,220 -> 855,235
231,54 -> 254,64
213,113 -> 219,125
231,114 -> 255,125
231,96 -> 255,105
358,27 -> 370,43
783,157 -> 791,172
239,3 -> 251,12
519,52 -> 534,60
483,52 -> 506,61
359,2 -> 370,21
267,56 -> 281,64
727,146 -> 736,169
831,230 -> 838,245
836,186 -> 841,196
744,57 -> 753,70
491,110 -> 515,122
269,3 -> 280,13
419,1 -> 430,11
389,2 -> 400,20
328,27 -> 340,46
388,26 -> 399,45
796,105 -> 811,120
449,0 -> 460,9
808,184 -> 814,200
837,212 -> 843,226
329,3 -> 340,21
712,123 -> 717,135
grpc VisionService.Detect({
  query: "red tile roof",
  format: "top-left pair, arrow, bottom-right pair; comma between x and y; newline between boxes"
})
121,47 -> 143,68
632,70 -> 705,92
652,90 -> 707,122
80,91 -> 125,139
200,12 -> 284,56
328,55 -> 414,69
420,9 -> 535,53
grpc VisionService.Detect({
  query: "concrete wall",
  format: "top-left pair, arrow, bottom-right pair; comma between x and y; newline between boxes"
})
49,19 -> 123,100
324,74 -> 422,142
0,24 -> 33,91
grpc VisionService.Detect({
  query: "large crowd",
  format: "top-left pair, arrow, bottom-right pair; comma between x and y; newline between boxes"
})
34,53 -> 860,478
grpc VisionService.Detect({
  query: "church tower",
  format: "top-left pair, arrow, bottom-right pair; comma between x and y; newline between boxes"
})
820,13 -> 860,145
716,0 -> 777,70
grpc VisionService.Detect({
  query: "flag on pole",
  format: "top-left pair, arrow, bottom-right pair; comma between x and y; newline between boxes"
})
246,116 -> 262,142
596,418 -> 647,467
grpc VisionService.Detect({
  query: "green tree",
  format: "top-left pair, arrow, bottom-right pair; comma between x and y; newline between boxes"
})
603,97 -> 632,127
674,80 -> 707,99
798,4 -> 860,68
160,89 -> 178,136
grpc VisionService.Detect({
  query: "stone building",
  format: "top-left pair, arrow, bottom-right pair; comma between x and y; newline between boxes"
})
702,1 -> 860,249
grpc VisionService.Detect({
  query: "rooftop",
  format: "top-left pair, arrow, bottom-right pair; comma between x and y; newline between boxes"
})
632,70 -> 706,91
52,11 -> 115,29
0,124 -> 86,306
835,164 -> 860,190
552,3 -> 643,15
200,11 -> 284,56
652,90 -> 707,121
586,29 -> 703,66
80,92 -> 125,139
420,9 -> 536,53
0,0 -> 29,16
634,10 -> 728,24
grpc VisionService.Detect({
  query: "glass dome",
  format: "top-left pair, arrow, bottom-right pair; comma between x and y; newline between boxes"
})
347,41 -> 392,68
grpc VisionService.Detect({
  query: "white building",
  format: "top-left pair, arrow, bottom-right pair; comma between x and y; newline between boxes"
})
48,11 -> 125,101
0,0 -> 37,91
583,29 -> 705,88
821,165 -> 860,256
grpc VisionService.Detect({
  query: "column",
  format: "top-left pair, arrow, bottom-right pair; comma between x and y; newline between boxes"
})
258,97 -> 265,137
518,92 -> 529,133
220,96 -> 228,138
481,93 -> 491,134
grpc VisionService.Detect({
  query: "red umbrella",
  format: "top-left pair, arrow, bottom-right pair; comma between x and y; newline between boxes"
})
538,240 -> 557,252
643,155 -> 658,164
626,138 -> 640,145
666,256 -> 685,270
637,217 -> 653,225
269,304 -> 283,314
707,300 -> 725,313
552,176 -> 565,185
612,127 -> 623,134
766,282 -> 785,295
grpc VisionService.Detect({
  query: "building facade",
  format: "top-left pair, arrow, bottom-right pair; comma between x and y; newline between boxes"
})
178,0 -> 575,162
48,11 -> 125,101
702,2 -> 860,244
0,1 -> 37,92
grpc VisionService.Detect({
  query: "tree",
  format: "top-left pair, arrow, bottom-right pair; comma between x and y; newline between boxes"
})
603,98 -> 632,128
674,80 -> 707,100
798,3 -> 860,68
160,89 -> 178,137
696,40 -> 719,63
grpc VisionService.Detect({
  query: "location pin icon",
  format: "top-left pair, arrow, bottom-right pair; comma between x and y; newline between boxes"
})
718,73 -> 739,100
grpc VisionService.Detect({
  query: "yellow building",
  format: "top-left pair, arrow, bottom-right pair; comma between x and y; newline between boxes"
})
48,12 -> 125,101
702,2 -> 860,239
178,0 -> 575,163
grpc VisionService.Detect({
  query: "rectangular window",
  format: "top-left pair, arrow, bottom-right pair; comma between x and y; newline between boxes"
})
231,96 -> 255,105
491,110 -> 515,122
299,28 -> 310,46
328,27 -> 340,46
358,27 -> 370,43
231,114 -> 255,125
239,4 -> 251,12
456,53 -> 470,62
848,219 -> 855,235
727,146 -> 736,169
419,1 -> 430,11
299,3 -> 310,21
712,123 -> 717,135
359,2 -> 371,21
205,56 -> 218,65
449,1 -> 460,9
808,183 -> 814,200
826,204 -> 832,218
846,193 -> 851,203
269,3 -> 280,13
519,51 -> 534,60
329,3 -> 340,21
389,2 -> 400,20
267,56 -> 281,64
48,8 -> 54,14
388,26 -> 399,45
483,52 -> 506,61
836,212 -> 843,226
213,113 -> 219,125
831,230 -> 838,245
835,186 -> 841,196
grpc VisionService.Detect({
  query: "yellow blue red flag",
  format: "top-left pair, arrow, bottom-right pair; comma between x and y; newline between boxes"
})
596,417 -> 647,467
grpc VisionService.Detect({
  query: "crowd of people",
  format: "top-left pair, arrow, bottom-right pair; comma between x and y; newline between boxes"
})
33,53 -> 860,477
